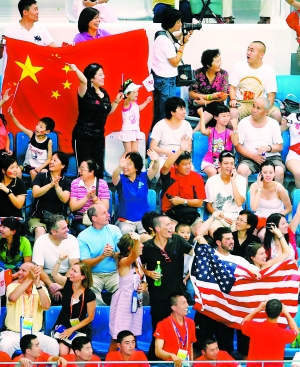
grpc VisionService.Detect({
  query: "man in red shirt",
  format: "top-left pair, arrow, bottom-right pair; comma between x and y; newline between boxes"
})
64,336 -> 101,366
195,337 -> 241,367
0,352 -> 12,366
105,330 -> 150,367
154,293 -> 196,366
13,334 -> 66,365
241,299 -> 298,367
160,135 -> 205,235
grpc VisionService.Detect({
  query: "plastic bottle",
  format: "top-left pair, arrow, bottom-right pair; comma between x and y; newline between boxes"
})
154,261 -> 162,286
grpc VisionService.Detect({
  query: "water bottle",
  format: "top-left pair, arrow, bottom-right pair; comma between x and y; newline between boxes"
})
66,211 -> 74,227
154,261 -> 162,287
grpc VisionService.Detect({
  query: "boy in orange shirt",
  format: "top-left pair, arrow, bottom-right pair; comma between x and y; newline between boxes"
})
64,336 -> 101,367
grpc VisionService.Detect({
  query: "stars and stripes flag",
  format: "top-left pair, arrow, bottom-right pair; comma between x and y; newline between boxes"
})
190,244 -> 300,329
1,30 -> 151,153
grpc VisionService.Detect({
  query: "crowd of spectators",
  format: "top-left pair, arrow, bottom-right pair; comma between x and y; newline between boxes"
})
0,0 -> 300,365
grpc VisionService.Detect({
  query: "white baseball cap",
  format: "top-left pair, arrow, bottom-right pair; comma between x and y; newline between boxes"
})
124,82 -> 142,95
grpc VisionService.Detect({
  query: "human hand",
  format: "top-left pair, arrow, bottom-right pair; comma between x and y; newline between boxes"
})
66,63 -> 77,72
229,99 -> 237,107
149,270 -> 162,280
137,282 -> 147,292
18,358 -> 32,367
255,146 -> 269,155
146,96 -> 152,103
224,217 -> 233,225
103,244 -> 114,257
59,327 -> 75,340
182,31 -> 192,45
58,357 -> 68,367
197,107 -> 204,117
231,118 -> 238,130
119,153 -> 128,169
251,266 -> 261,280
7,106 -> 13,116
252,153 -> 266,165
267,223 -> 282,238
52,290 -> 63,302
179,134 -> 191,152
52,175 -> 61,187
34,166 -> 42,173
59,253 -> 68,261
2,89 -> 11,103
6,150 -> 12,156
183,278 -> 187,286
49,282 -> 63,295
211,92 -> 223,100
0,183 -> 10,194
129,232 -> 140,241
115,92 -> 124,103
170,353 -> 183,367
212,210 -> 223,220
147,148 -> 159,162
229,167 -> 237,182
169,196 -> 184,206
257,301 -> 267,312
256,173 -> 264,189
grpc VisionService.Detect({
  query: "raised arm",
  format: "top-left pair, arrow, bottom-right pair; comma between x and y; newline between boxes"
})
7,107 -> 33,137
139,96 -> 152,111
278,185 -> 292,216
118,233 -> 141,272
68,64 -> 87,97
146,149 -> 160,180
197,107 -> 210,136
161,135 -> 192,175
51,254 -> 68,287
0,89 -> 11,108
112,154 -> 127,186
249,176 -> 263,211
108,92 -> 123,115
265,224 -> 290,267
290,203 -> 300,234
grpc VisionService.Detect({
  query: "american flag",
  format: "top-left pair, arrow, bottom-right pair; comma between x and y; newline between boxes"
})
190,244 -> 300,329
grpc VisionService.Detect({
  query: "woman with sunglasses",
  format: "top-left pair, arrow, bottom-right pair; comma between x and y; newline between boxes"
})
262,209 -> 300,262
245,223 -> 291,270
109,232 -> 147,351
249,160 -> 291,238
69,158 -> 110,235
0,217 -> 32,279
0,155 -> 26,219
69,63 -> 123,179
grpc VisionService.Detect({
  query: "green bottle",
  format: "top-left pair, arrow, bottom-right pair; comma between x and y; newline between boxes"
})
154,261 -> 162,286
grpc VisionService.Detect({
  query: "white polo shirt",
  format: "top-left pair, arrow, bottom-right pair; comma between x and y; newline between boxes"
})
3,22 -> 54,46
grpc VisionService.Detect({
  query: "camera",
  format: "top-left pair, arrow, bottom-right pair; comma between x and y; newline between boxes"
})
182,22 -> 202,36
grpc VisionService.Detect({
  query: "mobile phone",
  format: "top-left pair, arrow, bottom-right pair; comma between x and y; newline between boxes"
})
260,174 -> 264,181
166,193 -> 173,199
266,223 -> 275,229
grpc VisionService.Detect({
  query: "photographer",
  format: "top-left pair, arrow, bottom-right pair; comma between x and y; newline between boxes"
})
151,7 -> 192,127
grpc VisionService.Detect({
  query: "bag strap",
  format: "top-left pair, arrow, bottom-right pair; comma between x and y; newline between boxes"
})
154,30 -> 185,65
96,178 -> 99,197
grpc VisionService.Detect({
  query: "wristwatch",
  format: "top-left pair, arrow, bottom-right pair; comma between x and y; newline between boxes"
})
183,199 -> 187,206
7,189 -> 12,196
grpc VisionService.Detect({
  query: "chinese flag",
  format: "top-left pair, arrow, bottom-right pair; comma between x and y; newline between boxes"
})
2,30 -> 152,153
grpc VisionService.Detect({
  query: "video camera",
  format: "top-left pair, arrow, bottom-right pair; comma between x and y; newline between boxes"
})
182,22 -> 202,36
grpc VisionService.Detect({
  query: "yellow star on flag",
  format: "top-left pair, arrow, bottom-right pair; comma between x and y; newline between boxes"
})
15,55 -> 43,83
62,80 -> 72,89
51,90 -> 61,99
62,65 -> 71,73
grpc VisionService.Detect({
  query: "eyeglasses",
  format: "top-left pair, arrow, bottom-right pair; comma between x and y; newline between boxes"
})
236,217 -> 248,224
161,249 -> 172,263
78,166 -> 90,172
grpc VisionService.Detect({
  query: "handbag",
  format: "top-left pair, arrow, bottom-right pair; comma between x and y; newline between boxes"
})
82,178 -> 99,226
165,205 -> 199,225
279,94 -> 299,116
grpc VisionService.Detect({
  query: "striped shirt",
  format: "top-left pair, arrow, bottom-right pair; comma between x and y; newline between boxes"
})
70,177 -> 110,220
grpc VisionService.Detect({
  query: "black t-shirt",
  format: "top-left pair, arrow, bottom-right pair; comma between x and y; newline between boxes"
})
231,231 -> 261,258
55,278 -> 96,337
32,172 -> 71,216
0,178 -> 26,218
140,234 -> 192,301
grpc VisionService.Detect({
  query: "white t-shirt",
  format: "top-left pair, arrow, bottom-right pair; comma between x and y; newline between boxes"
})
151,118 -> 193,157
205,174 -> 246,219
3,22 -> 54,46
229,60 -> 277,101
238,116 -> 283,157
32,234 -> 80,274
151,33 -> 177,77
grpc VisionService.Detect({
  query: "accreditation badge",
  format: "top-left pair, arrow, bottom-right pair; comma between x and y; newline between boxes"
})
20,316 -> 33,337
70,318 -> 80,327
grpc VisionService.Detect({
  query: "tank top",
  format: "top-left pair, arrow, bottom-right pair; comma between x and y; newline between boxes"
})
203,127 -> 233,167
255,183 -> 284,218
23,133 -> 50,167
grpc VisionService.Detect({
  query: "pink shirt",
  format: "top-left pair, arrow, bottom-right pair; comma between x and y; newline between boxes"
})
0,125 -> 9,150
70,177 -> 110,220
203,127 -> 233,166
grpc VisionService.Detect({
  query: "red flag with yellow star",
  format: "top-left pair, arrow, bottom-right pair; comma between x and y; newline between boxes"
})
2,30 -> 151,153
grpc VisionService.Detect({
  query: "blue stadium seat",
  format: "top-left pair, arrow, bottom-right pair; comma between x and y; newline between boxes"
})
91,306 -> 111,355
292,189 -> 300,235
15,131 -> 58,180
8,132 -> 13,152
65,155 -> 78,180
24,189 -> 34,222
192,132 -> 208,180
276,75 -> 300,102
44,306 -> 61,336
108,190 -> 113,220
114,189 -> 157,222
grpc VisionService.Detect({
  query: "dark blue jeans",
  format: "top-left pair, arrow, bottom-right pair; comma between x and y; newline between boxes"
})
152,71 -> 176,128
153,1 -> 193,23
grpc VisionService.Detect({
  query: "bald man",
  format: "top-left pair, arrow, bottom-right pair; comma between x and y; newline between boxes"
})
78,204 -> 121,305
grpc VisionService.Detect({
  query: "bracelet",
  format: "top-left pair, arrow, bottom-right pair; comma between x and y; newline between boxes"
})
177,51 -> 183,55
268,145 -> 272,152
114,99 -> 119,104
36,286 -> 42,290
204,101 -> 207,107
56,260 -> 62,264
230,98 -> 236,101
6,189 -> 12,195
278,235 -> 285,240
111,251 -> 115,258
207,94 -> 212,101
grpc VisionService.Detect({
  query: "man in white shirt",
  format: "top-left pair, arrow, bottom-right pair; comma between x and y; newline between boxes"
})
236,96 -> 284,184
205,150 -> 246,236
32,214 -> 80,301
229,41 -> 281,123
0,0 -> 56,59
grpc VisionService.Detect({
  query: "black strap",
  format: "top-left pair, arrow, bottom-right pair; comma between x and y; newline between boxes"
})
154,30 -> 185,65
96,177 -> 99,197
